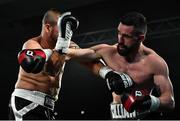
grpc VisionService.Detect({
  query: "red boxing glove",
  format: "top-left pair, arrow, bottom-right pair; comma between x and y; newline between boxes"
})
18,49 -> 50,73
121,93 -> 160,113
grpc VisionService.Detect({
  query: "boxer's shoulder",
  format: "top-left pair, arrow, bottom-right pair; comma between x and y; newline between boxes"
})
142,44 -> 154,54
146,52 -> 165,66
144,51 -> 168,75
22,37 -> 42,49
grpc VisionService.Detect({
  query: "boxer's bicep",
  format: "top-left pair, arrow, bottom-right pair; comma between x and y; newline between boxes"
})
66,43 -> 108,61
153,59 -> 175,110
66,45 -> 102,61
84,44 -> 110,60
67,48 -> 100,61
154,75 -> 175,111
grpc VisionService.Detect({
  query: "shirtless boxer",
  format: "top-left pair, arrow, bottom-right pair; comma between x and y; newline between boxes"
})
67,12 -> 175,119
8,8 -> 79,120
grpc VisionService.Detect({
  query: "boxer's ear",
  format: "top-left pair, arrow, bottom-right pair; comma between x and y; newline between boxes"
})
45,24 -> 53,32
138,34 -> 145,42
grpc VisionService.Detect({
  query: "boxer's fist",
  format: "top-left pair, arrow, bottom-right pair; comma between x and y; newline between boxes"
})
105,71 -> 134,94
57,12 -> 79,38
99,66 -> 134,95
18,49 -> 46,73
121,93 -> 160,113
55,12 -> 79,54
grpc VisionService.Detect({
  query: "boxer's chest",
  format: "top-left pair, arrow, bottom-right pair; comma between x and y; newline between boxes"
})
106,54 -> 153,86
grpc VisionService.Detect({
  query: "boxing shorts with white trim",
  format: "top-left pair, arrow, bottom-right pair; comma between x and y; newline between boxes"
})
110,103 -> 137,119
8,89 -> 56,121
110,102 -> 163,120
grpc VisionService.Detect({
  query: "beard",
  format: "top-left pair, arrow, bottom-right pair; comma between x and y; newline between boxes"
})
51,32 -> 59,46
117,43 -> 137,56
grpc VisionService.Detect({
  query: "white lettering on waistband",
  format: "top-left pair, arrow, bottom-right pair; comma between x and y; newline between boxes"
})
110,103 -> 136,119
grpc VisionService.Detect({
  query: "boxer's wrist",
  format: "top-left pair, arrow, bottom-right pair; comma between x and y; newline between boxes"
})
99,66 -> 113,79
150,95 -> 160,112
42,49 -> 53,62
55,36 -> 65,53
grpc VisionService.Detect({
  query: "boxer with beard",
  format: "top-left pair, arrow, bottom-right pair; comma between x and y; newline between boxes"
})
67,12 -> 175,119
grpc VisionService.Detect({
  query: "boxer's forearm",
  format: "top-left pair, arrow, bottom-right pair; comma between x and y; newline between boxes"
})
66,47 -> 106,76
79,61 -> 105,76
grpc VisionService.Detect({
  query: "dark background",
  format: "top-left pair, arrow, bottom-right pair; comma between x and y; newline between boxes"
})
0,0 -> 179,119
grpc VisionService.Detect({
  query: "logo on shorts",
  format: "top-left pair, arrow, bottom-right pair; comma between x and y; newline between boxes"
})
110,103 -> 136,119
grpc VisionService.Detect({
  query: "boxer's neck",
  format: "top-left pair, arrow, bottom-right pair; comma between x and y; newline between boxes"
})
39,35 -> 55,49
125,46 -> 144,63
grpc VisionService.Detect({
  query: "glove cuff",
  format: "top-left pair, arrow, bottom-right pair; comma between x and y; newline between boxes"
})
55,36 -> 70,54
42,49 -> 53,62
150,95 -> 160,112
99,66 -> 113,79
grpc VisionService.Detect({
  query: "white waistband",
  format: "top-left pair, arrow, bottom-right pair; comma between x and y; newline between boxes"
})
110,103 -> 137,119
12,89 -> 55,110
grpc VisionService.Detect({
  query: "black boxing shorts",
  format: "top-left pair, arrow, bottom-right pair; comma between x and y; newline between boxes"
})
9,89 -> 56,120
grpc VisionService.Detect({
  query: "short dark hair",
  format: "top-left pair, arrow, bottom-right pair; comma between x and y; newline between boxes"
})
42,8 -> 61,26
120,12 -> 147,35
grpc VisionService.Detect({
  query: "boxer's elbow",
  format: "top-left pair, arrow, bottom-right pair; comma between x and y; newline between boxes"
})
159,96 -> 175,112
166,98 -> 175,111
168,96 -> 175,110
